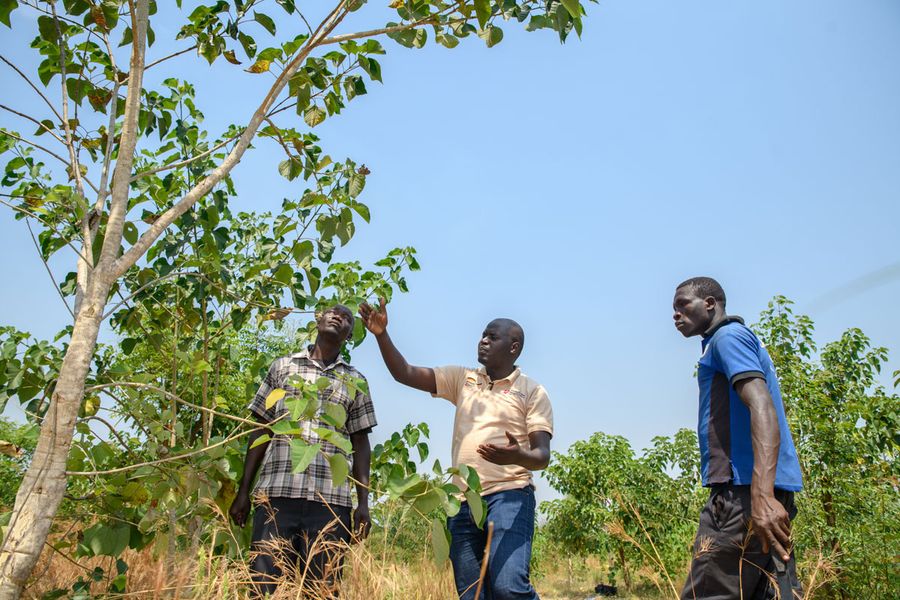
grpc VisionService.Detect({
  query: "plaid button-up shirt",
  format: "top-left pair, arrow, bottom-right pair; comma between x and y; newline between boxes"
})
249,348 -> 376,507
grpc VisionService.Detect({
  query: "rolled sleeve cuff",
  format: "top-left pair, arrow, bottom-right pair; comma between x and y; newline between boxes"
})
730,370 -> 765,386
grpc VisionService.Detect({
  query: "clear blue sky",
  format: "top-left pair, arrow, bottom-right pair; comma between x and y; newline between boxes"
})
2,1 -> 899,503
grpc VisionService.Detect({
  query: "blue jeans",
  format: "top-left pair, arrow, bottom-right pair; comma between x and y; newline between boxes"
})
448,486 -> 539,600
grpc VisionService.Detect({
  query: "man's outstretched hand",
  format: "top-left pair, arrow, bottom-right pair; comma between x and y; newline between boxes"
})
752,492 -> 792,562
477,431 -> 523,466
359,298 -> 388,336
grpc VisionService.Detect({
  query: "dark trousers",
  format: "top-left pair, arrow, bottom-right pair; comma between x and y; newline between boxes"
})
448,486 -> 539,600
681,485 -> 802,600
249,497 -> 352,598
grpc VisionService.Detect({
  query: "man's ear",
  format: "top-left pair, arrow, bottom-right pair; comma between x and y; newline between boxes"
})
703,296 -> 718,312
510,341 -> 521,356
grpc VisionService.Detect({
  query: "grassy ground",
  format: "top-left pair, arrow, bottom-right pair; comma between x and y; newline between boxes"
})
24,540 -> 667,599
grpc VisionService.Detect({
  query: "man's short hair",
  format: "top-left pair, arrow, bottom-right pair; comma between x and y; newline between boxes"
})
676,277 -> 726,307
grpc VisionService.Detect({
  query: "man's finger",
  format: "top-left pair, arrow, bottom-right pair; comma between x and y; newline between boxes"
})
505,431 -> 517,444
769,536 -> 790,562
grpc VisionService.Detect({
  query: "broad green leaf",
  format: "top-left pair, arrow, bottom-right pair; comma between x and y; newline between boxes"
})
250,434 -> 271,449
223,50 -> 241,64
265,388 -> 286,409
290,439 -> 320,473
285,395 -> 311,420
413,487 -> 445,515
323,401 -> 347,428
246,59 -> 271,74
313,427 -> 353,453
122,220 -> 137,244
0,0 -> 18,28
327,452 -> 349,486
348,173 -> 365,198
474,0 -> 491,29
315,376 -> 332,390
431,517 -> 450,567
270,420 -> 301,435
560,0 -> 580,18
387,473 -> 422,497
304,105 -> 326,128
465,489 -> 486,528
254,11 -> 276,35
478,25 -> 503,48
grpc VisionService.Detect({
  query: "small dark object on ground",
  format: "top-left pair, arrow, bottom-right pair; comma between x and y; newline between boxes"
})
594,582 -> 618,596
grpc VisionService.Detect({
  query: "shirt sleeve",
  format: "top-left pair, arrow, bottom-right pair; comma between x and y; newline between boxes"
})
526,384 -> 554,436
712,326 -> 766,386
248,360 -> 287,423
346,373 -> 377,435
432,366 -> 468,405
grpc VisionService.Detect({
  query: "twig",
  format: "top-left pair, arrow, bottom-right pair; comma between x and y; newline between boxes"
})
0,196 -> 90,261
144,45 -> 197,71
0,54 -> 64,123
128,133 -> 241,183
0,104 -> 66,144
26,219 -> 75,318
66,426 -> 264,476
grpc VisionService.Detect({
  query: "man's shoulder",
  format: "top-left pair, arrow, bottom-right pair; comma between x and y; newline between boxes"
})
711,319 -> 758,346
515,371 -> 549,398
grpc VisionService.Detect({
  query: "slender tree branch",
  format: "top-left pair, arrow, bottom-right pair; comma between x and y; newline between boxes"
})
96,0 -> 149,274
0,104 -> 66,144
319,19 -> 438,46
0,55 -> 64,123
80,415 -> 135,456
85,381 -> 268,428
144,45 -> 198,71
26,220 -> 75,319
3,130 -> 71,168
65,426 -> 264,476
0,196 -> 90,262
128,133 -> 241,183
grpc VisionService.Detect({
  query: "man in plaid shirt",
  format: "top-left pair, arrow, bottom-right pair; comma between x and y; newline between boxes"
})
229,305 -> 377,596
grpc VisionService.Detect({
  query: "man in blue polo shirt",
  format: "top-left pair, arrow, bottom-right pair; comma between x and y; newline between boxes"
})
673,277 -> 802,600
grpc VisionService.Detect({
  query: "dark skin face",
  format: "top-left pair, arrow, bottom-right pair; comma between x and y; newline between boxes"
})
310,305 -> 354,365
477,319 -> 522,380
672,286 -> 724,337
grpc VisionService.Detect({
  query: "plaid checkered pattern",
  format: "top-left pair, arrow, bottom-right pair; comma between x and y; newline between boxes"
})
248,347 -> 376,507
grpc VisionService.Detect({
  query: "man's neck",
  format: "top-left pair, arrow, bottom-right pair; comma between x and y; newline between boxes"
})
703,311 -> 729,337
309,338 -> 342,366
486,364 -> 516,382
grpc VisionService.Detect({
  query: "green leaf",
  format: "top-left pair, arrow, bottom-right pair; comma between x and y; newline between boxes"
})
245,59 -> 271,73
265,388 -> 286,409
413,487 -> 445,515
327,452 -> 349,486
285,395 -> 311,420
313,427 -> 353,453
322,402 -> 347,428
254,11 -> 276,35
465,489 -> 486,527
478,25 -> 503,48
348,173 -> 365,198
431,517 -> 450,567
304,105 -> 326,128
0,0 -> 18,28
560,0 -> 580,18
250,434 -> 271,449
123,221 -> 138,245
474,0 -> 491,30
290,439 -> 320,473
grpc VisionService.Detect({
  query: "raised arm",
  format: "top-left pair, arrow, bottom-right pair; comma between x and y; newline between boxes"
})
735,376 -> 792,562
359,299 -> 436,394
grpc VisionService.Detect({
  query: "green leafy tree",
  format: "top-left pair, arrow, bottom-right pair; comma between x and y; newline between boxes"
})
543,429 -> 703,595
755,297 -> 900,599
0,0 -> 593,594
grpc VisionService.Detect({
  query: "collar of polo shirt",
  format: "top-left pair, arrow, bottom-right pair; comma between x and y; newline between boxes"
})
475,366 -> 522,386
290,345 -> 350,370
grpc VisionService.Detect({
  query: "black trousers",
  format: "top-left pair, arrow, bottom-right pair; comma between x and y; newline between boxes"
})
681,485 -> 802,600
249,497 -> 352,598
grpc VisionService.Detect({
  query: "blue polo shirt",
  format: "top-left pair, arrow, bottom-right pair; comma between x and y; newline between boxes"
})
697,317 -> 802,491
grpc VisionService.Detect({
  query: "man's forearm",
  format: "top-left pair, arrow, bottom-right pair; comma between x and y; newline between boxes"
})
238,427 -> 269,495
374,330 -> 410,383
514,447 -> 550,471
738,379 -> 780,497
351,433 -> 371,506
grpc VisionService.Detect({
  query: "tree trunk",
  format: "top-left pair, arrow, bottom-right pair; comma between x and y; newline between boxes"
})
617,544 -> 632,591
0,277 -> 111,599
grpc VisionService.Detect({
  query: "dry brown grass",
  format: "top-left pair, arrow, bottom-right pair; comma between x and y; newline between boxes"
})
24,537 -> 457,599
